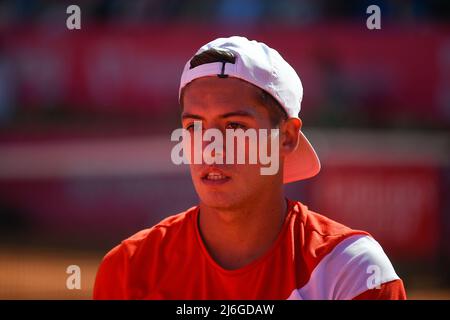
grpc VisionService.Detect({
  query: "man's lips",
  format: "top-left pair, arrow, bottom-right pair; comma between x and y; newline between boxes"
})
200,167 -> 231,184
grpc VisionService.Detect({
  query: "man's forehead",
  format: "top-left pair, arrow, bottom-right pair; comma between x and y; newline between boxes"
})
183,77 -> 263,105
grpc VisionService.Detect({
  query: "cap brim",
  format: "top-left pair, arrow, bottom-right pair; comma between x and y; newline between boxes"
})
283,131 -> 321,183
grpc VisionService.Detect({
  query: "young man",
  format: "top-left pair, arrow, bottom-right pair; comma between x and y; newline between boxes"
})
94,36 -> 406,300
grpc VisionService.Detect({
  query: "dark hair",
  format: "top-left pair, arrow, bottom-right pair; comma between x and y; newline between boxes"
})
182,48 -> 288,126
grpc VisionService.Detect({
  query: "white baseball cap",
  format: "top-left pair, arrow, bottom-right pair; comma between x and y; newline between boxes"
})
179,36 -> 320,183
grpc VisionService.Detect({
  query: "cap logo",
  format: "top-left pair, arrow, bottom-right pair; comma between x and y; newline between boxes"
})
217,61 -> 229,78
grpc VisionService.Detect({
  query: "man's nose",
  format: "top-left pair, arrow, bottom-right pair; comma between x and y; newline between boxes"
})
202,127 -> 225,164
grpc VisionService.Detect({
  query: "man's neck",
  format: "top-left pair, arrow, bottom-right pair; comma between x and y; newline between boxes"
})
198,192 -> 288,270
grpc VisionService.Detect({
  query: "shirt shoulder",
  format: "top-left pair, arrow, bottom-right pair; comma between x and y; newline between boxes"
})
287,200 -> 403,300
290,200 -> 370,265
93,206 -> 198,299
120,206 -> 198,256
298,201 -> 365,237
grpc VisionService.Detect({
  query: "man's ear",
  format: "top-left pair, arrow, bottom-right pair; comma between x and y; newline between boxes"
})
280,118 -> 302,156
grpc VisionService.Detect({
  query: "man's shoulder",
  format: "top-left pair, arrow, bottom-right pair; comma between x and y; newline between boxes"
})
289,233 -> 403,299
289,200 -> 402,299
94,206 -> 200,299
290,200 -> 369,274
292,199 -> 375,258
295,201 -> 360,236
108,205 -> 199,259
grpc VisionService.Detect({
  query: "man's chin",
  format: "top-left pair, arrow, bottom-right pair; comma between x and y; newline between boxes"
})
198,193 -> 243,211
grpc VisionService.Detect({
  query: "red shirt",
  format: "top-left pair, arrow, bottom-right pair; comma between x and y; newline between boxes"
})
94,200 -> 406,300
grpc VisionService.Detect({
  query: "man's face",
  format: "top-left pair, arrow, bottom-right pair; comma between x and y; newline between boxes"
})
181,77 -> 284,210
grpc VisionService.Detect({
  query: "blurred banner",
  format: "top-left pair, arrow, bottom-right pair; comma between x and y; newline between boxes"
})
1,24 -> 450,124
0,130 -> 447,261
308,163 -> 441,259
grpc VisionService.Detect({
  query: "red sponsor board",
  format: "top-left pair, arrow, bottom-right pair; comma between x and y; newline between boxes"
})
2,24 -> 449,121
308,164 -> 441,259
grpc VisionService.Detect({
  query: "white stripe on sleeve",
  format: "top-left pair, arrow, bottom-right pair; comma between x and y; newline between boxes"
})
288,235 -> 400,300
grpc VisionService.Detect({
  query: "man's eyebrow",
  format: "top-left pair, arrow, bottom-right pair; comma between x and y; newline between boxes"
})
182,110 -> 255,120
181,113 -> 204,120
220,110 -> 255,119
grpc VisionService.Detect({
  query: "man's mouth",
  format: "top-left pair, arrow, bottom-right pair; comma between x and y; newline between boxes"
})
204,172 -> 227,180
201,168 -> 231,184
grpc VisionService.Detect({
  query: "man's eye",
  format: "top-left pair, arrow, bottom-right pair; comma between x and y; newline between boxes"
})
226,122 -> 247,130
185,123 -> 202,131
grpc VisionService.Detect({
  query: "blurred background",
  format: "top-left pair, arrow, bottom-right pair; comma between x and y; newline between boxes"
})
0,0 -> 449,299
